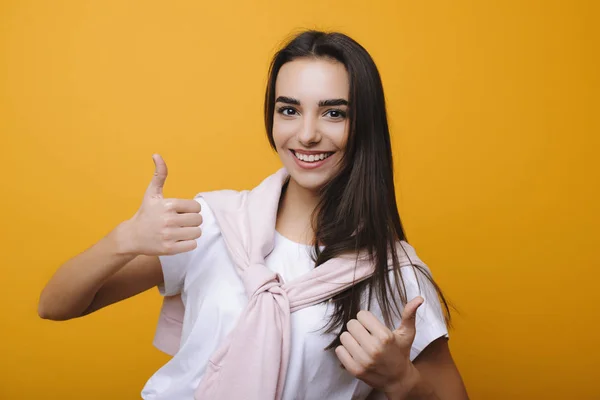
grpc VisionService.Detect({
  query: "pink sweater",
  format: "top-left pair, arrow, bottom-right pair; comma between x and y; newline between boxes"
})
152,168 -> 423,400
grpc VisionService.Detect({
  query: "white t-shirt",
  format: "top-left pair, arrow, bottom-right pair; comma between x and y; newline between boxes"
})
141,198 -> 448,399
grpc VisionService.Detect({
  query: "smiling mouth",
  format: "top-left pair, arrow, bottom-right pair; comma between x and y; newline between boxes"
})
291,150 -> 334,163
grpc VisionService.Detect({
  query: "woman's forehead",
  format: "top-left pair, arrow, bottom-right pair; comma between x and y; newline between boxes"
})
275,58 -> 349,103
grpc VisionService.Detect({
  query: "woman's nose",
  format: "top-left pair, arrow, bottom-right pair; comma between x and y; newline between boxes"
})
297,117 -> 321,146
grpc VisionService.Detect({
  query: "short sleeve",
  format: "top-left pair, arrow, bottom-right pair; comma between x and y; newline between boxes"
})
398,265 -> 449,361
367,261 -> 449,362
157,196 -> 216,297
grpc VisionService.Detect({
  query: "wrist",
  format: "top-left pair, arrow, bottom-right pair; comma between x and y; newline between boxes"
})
110,219 -> 138,257
405,369 -> 436,400
386,366 -> 435,400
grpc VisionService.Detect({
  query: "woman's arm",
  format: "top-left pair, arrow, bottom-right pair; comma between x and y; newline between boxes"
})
338,298 -> 468,400
38,154 -> 202,320
406,337 -> 468,399
362,339 -> 468,400
37,222 -> 163,320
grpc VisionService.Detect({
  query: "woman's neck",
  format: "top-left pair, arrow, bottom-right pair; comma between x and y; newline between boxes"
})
275,177 -> 319,245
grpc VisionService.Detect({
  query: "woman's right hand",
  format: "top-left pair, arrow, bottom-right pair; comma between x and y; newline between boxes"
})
118,154 -> 203,256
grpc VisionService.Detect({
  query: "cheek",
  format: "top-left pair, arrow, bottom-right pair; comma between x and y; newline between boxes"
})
272,118 -> 298,148
319,121 -> 349,150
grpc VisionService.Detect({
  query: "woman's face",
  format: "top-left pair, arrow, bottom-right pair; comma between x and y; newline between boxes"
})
272,57 -> 350,192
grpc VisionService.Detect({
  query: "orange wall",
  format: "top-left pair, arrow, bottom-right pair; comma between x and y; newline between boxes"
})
1,1 -> 598,399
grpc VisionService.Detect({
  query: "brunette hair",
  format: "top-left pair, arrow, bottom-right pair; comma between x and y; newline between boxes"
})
264,30 -> 451,349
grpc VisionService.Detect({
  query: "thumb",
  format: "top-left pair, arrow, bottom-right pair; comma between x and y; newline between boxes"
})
146,154 -> 168,197
394,296 -> 424,341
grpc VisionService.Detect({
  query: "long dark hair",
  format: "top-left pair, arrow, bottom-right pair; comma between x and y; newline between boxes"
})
264,30 -> 451,349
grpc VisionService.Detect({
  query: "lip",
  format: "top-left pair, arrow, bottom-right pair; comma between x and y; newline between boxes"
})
292,149 -> 334,155
289,149 -> 333,170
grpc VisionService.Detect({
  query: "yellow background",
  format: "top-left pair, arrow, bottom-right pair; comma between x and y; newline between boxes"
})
1,1 -> 598,399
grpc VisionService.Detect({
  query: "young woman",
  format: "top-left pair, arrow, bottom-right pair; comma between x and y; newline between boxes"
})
38,30 -> 468,399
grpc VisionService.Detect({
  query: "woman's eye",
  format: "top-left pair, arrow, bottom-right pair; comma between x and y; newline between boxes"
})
278,107 -> 297,116
325,109 -> 347,119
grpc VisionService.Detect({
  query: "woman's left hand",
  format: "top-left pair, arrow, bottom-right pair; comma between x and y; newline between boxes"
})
335,296 -> 425,399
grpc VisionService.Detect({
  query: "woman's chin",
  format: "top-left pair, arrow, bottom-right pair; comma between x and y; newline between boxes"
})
287,170 -> 333,193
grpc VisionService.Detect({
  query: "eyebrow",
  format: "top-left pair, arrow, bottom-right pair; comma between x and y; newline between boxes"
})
275,96 -> 348,107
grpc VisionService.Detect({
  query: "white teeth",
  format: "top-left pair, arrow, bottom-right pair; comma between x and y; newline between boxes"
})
293,151 -> 331,163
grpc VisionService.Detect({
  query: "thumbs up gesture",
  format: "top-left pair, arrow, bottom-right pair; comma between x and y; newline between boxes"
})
121,154 -> 203,256
335,297 -> 426,399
